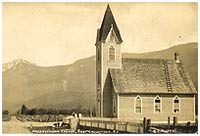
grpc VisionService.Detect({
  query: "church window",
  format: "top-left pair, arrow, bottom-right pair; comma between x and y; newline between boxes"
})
113,96 -> 116,115
135,96 -> 142,114
154,96 -> 162,114
109,45 -> 115,61
173,96 -> 180,114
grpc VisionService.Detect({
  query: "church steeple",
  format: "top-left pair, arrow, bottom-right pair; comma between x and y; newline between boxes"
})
95,4 -> 122,117
96,4 -> 123,44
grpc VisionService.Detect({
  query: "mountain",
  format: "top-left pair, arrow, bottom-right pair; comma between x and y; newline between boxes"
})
2,42 -> 198,113
3,59 -> 36,72
3,57 -> 96,113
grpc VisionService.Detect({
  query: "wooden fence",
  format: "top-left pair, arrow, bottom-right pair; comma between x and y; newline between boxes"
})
62,116 -> 198,133
78,117 -> 144,133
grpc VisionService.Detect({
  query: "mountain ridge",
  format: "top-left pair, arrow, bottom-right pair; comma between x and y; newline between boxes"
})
3,42 -> 197,69
3,59 -> 37,72
3,42 -> 198,113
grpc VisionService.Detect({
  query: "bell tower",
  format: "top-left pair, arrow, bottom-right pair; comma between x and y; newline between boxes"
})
95,4 -> 123,117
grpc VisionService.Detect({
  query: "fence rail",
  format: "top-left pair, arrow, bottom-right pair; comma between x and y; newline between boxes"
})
63,116 -> 197,133
78,117 -> 143,133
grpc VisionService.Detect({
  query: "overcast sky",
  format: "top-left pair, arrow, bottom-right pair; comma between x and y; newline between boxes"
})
3,2 -> 197,66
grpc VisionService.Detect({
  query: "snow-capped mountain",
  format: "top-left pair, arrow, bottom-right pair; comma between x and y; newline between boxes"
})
2,43 -> 197,113
2,59 -> 36,72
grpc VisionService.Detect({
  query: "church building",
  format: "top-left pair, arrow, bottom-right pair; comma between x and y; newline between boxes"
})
95,5 -> 197,124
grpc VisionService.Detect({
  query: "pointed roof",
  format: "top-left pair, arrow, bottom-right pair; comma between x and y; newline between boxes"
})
97,4 -> 123,43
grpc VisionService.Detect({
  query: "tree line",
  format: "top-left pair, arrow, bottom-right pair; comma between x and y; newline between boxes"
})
18,104 -> 95,116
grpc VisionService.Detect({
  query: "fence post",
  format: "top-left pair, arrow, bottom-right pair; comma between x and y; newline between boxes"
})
97,121 -> 100,130
167,116 -> 170,129
105,122 -> 107,129
125,122 -> 128,132
69,118 -> 79,131
173,117 -> 177,127
90,107 -> 93,117
195,118 -> 198,127
114,122 -> 116,130
143,117 -> 147,133
147,119 -> 151,129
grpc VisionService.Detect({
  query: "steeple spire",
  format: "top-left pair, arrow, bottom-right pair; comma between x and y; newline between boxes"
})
96,4 -> 123,44
95,4 -> 122,117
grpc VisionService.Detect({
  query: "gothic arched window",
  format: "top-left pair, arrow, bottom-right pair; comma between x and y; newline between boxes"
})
135,96 -> 142,114
173,96 -> 180,114
154,96 -> 162,114
109,45 -> 115,61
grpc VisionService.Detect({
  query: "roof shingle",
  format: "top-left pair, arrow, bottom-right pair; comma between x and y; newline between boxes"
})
109,58 -> 197,94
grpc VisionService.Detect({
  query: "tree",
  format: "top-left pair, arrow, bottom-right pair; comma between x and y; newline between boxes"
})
29,108 -> 37,115
20,104 -> 30,115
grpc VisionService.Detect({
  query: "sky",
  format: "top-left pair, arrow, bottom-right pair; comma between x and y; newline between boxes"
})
2,2 -> 198,66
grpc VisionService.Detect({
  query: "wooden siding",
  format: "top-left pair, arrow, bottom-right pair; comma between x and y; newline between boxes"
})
103,73 -> 113,117
98,30 -> 121,117
102,41 -> 121,86
96,42 -> 102,117
118,94 -> 195,123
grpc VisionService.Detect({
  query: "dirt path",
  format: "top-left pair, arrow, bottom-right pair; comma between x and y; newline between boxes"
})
3,116 -> 31,134
3,116 -> 62,134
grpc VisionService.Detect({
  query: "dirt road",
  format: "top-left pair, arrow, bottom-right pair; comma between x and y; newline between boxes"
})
3,116 -> 31,134
3,116 -> 63,134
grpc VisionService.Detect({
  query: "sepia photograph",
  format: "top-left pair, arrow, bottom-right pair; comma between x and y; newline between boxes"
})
2,2 -> 198,134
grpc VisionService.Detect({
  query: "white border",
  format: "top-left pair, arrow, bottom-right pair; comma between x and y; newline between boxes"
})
0,1 -> 2,135
1,1 -> 199,135
2,0 -> 199,2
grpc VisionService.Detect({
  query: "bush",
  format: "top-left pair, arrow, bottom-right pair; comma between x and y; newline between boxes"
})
57,115 -> 63,121
3,110 -> 10,115
2,115 -> 11,121
39,115 -> 49,122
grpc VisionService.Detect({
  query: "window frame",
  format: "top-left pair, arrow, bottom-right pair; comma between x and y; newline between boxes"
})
154,95 -> 162,114
134,95 -> 142,114
172,95 -> 181,114
108,45 -> 116,61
